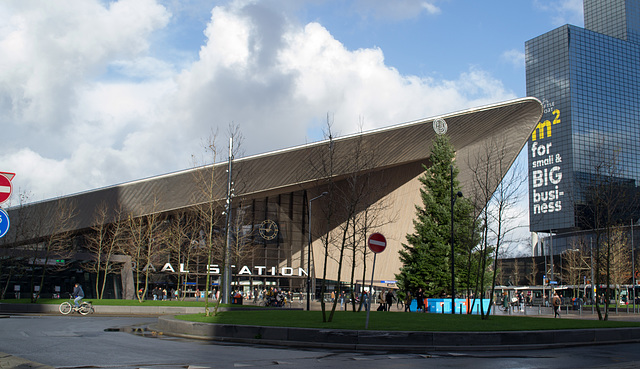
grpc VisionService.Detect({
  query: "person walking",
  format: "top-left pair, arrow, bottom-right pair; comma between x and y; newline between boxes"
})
552,292 -> 562,318
415,288 -> 425,312
518,291 -> 524,312
404,291 -> 412,312
385,289 -> 394,311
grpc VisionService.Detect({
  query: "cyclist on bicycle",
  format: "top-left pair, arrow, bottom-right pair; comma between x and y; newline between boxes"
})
73,283 -> 84,309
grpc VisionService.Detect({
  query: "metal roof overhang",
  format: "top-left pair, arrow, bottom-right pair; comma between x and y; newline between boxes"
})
3,97 -> 542,240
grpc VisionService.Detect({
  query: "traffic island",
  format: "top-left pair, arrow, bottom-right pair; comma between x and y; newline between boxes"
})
156,315 -> 640,352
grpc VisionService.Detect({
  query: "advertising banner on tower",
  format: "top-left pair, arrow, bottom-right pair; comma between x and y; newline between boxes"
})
528,98 -> 573,232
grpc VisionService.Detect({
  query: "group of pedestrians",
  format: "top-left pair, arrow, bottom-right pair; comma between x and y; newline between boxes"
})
376,289 -> 397,311
149,286 -> 177,301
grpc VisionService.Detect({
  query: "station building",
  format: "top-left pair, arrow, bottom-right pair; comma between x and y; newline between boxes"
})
1,98 -> 542,299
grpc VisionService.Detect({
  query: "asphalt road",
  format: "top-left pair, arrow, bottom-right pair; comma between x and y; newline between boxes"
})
2,315 -> 640,368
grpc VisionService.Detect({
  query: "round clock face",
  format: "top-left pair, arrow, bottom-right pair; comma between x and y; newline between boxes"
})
433,118 -> 448,135
259,219 -> 279,240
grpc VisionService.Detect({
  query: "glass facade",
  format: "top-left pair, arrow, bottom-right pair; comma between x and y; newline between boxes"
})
527,1 -> 640,246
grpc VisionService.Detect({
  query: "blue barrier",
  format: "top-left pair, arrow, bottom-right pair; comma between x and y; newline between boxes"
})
403,298 -> 491,314
425,298 -> 491,314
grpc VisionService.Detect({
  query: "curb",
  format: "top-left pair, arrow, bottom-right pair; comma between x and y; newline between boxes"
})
0,351 -> 55,369
156,315 -> 640,352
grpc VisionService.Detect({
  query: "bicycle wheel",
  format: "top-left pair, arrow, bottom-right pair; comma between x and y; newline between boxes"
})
78,302 -> 92,315
59,301 -> 72,315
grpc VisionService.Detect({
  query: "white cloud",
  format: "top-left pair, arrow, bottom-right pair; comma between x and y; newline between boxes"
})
533,0 -> 584,26
501,49 -> 525,69
353,0 -> 441,20
0,0 -> 517,204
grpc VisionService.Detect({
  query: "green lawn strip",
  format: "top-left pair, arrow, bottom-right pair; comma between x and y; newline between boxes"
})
175,310 -> 640,332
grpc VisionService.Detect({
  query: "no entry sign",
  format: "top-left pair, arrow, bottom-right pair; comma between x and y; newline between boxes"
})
0,174 -> 12,204
368,232 -> 387,253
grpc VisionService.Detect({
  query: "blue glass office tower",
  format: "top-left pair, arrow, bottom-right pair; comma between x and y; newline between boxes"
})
527,0 -> 640,252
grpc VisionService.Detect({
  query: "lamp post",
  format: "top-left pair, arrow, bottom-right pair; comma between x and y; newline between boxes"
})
631,219 -> 636,313
590,238 -> 595,313
450,165 -> 462,314
307,191 -> 328,311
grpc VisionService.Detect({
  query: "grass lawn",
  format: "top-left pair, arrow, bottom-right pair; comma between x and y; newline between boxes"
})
175,309 -> 640,332
5,298 -> 640,332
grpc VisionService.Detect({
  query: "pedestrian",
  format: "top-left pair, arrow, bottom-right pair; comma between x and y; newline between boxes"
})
162,288 -> 167,301
502,292 -> 509,311
361,291 -> 369,311
415,288 -> 425,312
195,288 -> 200,302
404,291 -> 412,312
552,292 -> 561,318
385,289 -> 394,311
518,291 -> 524,312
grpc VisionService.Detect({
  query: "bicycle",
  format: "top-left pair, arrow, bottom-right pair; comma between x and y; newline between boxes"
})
59,295 -> 94,315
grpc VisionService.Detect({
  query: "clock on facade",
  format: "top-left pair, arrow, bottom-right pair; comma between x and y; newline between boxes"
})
259,219 -> 279,240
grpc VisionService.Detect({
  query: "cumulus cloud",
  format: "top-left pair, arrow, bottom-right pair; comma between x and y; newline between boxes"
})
0,0 -> 516,203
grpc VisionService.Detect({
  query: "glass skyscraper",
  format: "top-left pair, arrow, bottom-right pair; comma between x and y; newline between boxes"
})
527,0 -> 640,253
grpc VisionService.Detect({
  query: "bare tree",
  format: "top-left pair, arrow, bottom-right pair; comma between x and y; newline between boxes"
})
526,256 -> 539,286
122,195 -> 167,303
331,130 -> 392,318
84,202 -> 125,299
301,115 -> 391,321
495,259 -> 504,286
577,137 -> 637,320
190,127 -> 244,316
603,227 -> 631,302
303,114 -> 338,322
561,238 -> 591,291
0,190 -> 36,299
512,258 -> 521,286
163,211 -> 199,299
466,136 -> 527,319
30,198 -> 78,302
228,200 -> 254,292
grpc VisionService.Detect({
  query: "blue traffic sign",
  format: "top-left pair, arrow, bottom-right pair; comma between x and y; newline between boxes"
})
0,208 -> 9,238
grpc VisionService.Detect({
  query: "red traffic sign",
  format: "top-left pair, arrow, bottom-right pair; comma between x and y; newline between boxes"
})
0,173 -> 13,204
368,232 -> 387,253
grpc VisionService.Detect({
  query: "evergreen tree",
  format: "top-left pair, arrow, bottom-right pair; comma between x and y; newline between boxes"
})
396,135 -> 478,298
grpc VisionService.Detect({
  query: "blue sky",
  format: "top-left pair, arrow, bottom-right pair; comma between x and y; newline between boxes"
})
1,0 -> 585,252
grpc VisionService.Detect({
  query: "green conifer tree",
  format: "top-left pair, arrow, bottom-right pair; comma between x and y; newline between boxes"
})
396,135 -> 478,298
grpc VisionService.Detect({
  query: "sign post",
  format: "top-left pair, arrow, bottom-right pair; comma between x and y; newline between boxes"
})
0,209 -> 9,239
0,173 -> 14,204
365,232 -> 386,329
0,172 -> 14,239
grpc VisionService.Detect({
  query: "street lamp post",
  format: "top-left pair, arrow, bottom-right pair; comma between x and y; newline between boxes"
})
590,238 -> 595,313
450,165 -> 462,314
307,191 -> 328,311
